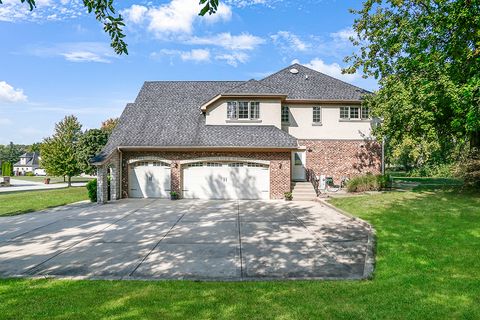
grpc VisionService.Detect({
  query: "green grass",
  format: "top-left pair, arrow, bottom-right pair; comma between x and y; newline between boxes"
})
0,187 -> 89,217
11,176 -> 93,184
0,190 -> 479,319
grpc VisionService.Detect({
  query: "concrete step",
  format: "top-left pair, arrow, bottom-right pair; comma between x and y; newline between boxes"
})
292,186 -> 315,191
293,196 -> 316,201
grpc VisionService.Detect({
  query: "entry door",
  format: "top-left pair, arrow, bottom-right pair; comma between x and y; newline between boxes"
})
292,151 -> 306,181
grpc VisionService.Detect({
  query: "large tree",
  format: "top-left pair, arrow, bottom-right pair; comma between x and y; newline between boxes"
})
0,142 -> 25,165
77,128 -> 109,175
345,0 -> 480,167
40,115 -> 83,186
2,0 -> 221,55
101,117 -> 119,135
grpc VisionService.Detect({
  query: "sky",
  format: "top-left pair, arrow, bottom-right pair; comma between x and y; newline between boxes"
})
0,0 -> 378,145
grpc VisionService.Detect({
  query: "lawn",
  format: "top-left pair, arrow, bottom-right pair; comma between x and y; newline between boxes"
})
12,175 -> 94,184
0,189 -> 479,319
0,187 -> 89,217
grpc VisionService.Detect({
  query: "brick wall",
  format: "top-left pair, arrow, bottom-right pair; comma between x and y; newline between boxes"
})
299,139 -> 381,184
120,151 -> 291,199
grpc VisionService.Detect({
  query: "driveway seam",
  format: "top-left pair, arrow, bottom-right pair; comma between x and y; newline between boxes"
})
128,209 -> 188,277
26,200 -> 156,276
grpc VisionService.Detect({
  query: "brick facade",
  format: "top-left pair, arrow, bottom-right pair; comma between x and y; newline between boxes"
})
298,139 -> 381,184
120,150 -> 291,200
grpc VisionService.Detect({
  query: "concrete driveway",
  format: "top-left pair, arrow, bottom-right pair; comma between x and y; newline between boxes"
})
0,199 -> 374,280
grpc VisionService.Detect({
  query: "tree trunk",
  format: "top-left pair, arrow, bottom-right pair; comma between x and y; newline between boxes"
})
63,175 -> 66,183
67,175 -> 71,187
471,130 -> 480,150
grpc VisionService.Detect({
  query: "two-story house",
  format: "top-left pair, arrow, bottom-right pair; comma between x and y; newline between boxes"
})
13,152 -> 40,175
92,64 -> 381,203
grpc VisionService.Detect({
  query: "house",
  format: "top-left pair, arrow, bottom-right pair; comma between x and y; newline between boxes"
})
92,64 -> 381,203
13,152 -> 40,175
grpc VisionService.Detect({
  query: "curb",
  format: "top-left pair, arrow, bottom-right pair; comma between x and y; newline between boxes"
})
315,198 -> 376,279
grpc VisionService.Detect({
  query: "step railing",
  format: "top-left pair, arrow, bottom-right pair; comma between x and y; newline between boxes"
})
305,168 -> 319,196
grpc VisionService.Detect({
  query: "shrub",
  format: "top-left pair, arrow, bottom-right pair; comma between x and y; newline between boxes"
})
408,163 -> 455,177
346,173 -> 388,192
1,162 -> 12,176
284,192 -> 293,200
86,179 -> 97,202
25,172 -> 34,176
455,149 -> 480,188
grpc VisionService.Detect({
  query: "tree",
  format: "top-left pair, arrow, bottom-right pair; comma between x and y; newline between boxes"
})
345,1 -> 480,169
1,0 -> 222,55
77,129 -> 109,175
40,115 -> 83,187
101,117 -> 119,135
0,142 -> 25,165
26,142 -> 41,154
1,161 -> 12,177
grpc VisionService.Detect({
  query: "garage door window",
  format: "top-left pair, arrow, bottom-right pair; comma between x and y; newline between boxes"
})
228,163 -> 244,167
153,162 -> 169,167
246,162 -> 267,168
206,162 -> 222,167
188,162 -> 203,167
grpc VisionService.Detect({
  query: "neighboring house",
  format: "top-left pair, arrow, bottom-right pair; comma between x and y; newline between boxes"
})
13,152 -> 40,175
92,64 -> 381,203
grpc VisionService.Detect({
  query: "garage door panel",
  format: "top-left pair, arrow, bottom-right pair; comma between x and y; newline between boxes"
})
129,162 -> 171,198
183,162 -> 269,200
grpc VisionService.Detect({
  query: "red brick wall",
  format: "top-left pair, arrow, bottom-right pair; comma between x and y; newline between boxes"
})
299,139 -> 381,184
121,151 -> 291,199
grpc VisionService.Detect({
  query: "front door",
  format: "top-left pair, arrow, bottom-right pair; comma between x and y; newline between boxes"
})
292,151 -> 306,181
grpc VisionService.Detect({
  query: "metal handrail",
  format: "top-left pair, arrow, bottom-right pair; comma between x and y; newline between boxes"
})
306,168 -> 319,196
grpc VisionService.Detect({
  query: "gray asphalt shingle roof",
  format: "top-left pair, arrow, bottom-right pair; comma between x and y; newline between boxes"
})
260,63 -> 370,100
93,64 -> 369,163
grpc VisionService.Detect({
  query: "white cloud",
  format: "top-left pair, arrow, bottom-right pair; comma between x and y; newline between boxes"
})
0,81 -> 28,103
152,48 -> 211,63
225,0 -> 280,8
271,31 -> 309,52
0,118 -> 13,125
189,33 -> 265,50
215,52 -> 249,67
122,4 -> 148,24
0,0 -> 85,22
293,58 -> 361,83
123,0 -> 232,37
29,42 -> 115,63
330,27 -> 356,42
61,51 -> 111,63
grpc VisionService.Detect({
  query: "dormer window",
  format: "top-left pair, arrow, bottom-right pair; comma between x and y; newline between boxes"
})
227,101 -> 260,120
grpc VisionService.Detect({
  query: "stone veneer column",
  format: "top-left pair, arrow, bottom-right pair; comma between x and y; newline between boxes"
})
97,165 -> 108,204
171,161 -> 181,196
110,165 -> 119,201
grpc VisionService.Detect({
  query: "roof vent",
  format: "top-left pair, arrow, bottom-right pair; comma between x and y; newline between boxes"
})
305,74 -> 309,80
289,68 -> 299,74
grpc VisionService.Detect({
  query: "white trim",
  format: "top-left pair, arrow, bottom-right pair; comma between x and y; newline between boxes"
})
179,157 -> 270,165
127,156 -> 172,165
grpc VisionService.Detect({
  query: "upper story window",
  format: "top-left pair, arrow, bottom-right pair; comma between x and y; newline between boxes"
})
312,106 -> 322,124
340,106 -> 370,120
281,106 -> 289,123
227,101 -> 260,120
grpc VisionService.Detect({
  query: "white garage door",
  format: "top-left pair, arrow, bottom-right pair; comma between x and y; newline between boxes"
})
129,161 -> 171,198
183,162 -> 269,200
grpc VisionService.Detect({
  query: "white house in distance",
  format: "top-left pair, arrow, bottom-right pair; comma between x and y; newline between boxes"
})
13,152 -> 40,175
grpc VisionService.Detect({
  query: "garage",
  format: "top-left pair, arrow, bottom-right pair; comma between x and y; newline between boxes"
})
182,161 -> 270,200
128,161 -> 171,198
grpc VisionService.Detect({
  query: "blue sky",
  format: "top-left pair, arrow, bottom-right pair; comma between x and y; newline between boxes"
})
0,0 -> 377,145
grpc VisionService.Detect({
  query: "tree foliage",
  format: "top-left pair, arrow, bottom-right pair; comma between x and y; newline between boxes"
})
346,0 -> 480,168
0,142 -> 25,165
1,0 -> 221,55
40,115 -> 83,186
77,129 -> 109,175
1,162 -> 12,177
101,117 -> 119,135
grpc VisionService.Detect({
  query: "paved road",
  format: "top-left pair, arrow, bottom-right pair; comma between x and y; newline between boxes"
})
0,199 -> 374,280
0,179 -> 86,193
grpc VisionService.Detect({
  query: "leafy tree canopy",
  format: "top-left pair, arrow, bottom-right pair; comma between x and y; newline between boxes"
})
101,117 -> 119,135
1,0 -> 221,55
40,115 -> 83,186
346,0 -> 480,167
77,129 -> 109,175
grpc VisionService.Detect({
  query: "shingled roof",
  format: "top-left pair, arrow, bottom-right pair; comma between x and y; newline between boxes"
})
93,64 -> 369,163
260,63 -> 369,100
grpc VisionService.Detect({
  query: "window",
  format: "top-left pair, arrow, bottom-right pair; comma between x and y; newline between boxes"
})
152,162 -> 168,167
281,106 -> 289,123
206,162 -> 222,167
361,107 -> 370,119
227,101 -> 260,120
228,163 -> 244,167
294,153 -> 302,165
313,106 -> 322,124
246,162 -> 266,167
187,162 -> 203,167
250,102 -> 260,119
227,102 -> 237,119
340,106 -> 369,120
350,107 -> 360,119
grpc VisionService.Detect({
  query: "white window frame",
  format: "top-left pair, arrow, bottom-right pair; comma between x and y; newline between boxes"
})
340,106 -> 370,121
312,106 -> 322,125
281,106 -> 290,124
227,101 -> 260,120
